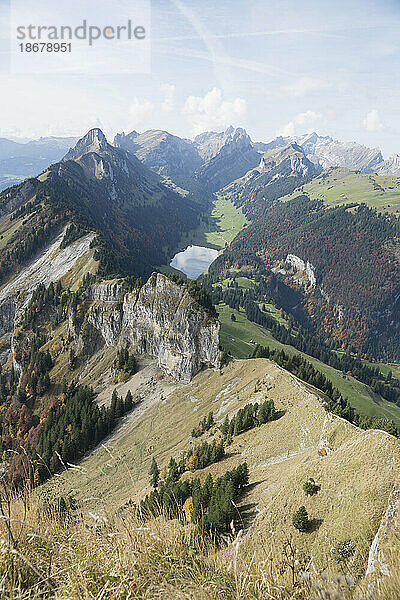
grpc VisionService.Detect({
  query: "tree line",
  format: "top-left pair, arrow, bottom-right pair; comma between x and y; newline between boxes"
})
253,345 -> 400,438
140,462 -> 249,537
211,277 -> 400,406
220,399 -> 277,441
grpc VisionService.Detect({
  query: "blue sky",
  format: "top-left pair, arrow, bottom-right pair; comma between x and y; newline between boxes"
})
1,0 -> 400,156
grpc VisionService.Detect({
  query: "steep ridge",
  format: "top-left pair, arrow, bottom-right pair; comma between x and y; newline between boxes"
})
45,357 -> 400,583
0,227 -> 95,351
194,127 -> 261,192
0,128 -> 200,282
220,142 -> 319,214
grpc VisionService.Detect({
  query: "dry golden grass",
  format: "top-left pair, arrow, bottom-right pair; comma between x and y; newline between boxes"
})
0,484 -> 369,600
7,358 -> 399,598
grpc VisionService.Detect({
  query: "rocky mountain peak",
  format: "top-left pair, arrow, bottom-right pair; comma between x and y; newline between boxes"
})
376,153 -> 400,176
259,142 -> 321,177
63,128 -> 110,161
194,126 -> 253,162
113,130 -> 139,149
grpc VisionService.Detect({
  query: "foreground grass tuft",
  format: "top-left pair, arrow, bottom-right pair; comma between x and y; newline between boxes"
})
0,485 -> 396,599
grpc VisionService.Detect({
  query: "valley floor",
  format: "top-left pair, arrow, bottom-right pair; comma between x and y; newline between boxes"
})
178,193 -> 248,251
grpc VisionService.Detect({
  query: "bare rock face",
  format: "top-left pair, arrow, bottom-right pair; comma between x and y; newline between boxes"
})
376,154 -> 400,176
366,486 -> 400,580
259,143 -> 321,178
62,128 -> 109,162
0,298 -> 16,364
77,273 -> 220,383
91,280 -> 128,303
0,298 -> 16,340
194,127 -> 261,192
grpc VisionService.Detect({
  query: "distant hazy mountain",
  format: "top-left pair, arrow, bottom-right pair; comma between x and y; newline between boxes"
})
114,129 -> 202,185
193,125 -> 243,161
375,153 -> 400,176
0,136 -> 78,191
257,131 -> 392,174
193,127 -> 261,192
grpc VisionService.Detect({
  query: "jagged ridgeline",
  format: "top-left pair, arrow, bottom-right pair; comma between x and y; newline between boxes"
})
0,128 -> 200,282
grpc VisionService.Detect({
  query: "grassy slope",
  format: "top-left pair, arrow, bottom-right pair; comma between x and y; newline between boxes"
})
217,303 -> 400,425
43,358 -> 400,576
180,193 -> 248,250
0,214 -> 26,251
281,167 -> 400,214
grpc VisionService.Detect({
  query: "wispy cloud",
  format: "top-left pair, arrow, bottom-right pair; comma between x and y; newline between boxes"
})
182,88 -> 247,135
282,76 -> 331,97
363,109 -> 383,131
277,111 -> 323,137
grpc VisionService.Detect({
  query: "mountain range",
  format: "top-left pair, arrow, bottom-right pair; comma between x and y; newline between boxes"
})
0,135 -> 78,191
3,126 -> 399,197
0,121 -> 400,597
0,128 -> 200,282
113,125 -> 400,179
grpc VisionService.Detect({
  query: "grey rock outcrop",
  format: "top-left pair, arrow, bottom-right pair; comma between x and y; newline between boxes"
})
0,298 -> 16,340
194,127 -> 261,192
259,143 -> 321,177
75,273 -> 220,383
366,484 -> 399,579
63,128 -> 109,162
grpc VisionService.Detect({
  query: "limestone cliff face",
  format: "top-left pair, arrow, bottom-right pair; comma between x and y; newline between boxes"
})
76,273 -> 220,383
366,484 -> 399,580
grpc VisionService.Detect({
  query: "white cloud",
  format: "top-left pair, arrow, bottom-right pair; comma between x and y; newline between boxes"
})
128,97 -> 154,127
160,84 -> 176,113
277,111 -> 323,137
363,109 -> 383,131
182,88 -> 247,135
282,77 -> 329,97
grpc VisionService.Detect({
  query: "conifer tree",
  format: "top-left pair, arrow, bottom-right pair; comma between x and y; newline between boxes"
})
150,458 -> 160,488
124,390 -> 133,412
168,457 -> 179,482
292,505 -> 309,532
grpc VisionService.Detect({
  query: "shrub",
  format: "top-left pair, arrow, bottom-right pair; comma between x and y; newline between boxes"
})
303,478 -> 320,496
292,506 -> 309,532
